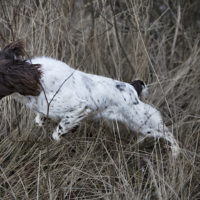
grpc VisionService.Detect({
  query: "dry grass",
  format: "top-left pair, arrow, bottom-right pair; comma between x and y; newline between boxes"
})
0,0 -> 200,199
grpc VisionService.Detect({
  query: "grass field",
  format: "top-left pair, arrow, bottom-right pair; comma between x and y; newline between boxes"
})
0,0 -> 199,199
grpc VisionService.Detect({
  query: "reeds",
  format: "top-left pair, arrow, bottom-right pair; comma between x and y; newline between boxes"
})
0,0 -> 199,199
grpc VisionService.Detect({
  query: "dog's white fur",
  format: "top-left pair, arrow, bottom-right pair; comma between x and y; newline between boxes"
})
13,57 -> 179,157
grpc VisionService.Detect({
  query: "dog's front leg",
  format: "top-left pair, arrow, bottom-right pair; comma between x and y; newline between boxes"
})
35,113 -> 46,127
52,106 -> 91,141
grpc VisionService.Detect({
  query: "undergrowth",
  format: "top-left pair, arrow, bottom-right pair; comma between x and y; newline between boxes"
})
0,0 -> 199,199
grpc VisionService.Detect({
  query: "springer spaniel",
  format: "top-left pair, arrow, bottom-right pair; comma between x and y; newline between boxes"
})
0,40 -> 180,157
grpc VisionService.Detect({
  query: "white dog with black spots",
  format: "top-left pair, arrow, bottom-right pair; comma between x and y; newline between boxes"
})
0,41 -> 180,157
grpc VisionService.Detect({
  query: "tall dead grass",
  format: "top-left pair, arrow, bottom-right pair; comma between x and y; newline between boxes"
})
0,0 -> 199,199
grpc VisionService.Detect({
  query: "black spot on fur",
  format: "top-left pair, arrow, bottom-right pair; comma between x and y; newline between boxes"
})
116,83 -> 126,92
129,80 -> 145,96
133,98 -> 139,105
41,116 -> 47,121
78,115 -> 85,119
82,75 -> 93,93
58,125 -> 63,130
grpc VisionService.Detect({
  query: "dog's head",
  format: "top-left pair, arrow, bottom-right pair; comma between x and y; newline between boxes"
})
0,40 -> 25,60
0,40 -> 41,99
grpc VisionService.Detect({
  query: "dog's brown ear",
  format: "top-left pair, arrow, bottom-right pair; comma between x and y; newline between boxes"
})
3,40 -> 25,59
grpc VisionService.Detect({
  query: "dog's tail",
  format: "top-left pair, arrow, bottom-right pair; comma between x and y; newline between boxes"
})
2,39 -> 25,59
130,80 -> 148,98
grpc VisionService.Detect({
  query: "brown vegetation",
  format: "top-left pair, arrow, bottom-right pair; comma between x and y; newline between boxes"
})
0,0 -> 199,199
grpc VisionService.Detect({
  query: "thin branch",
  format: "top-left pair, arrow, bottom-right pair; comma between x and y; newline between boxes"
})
169,3 -> 181,68
109,0 -> 135,75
